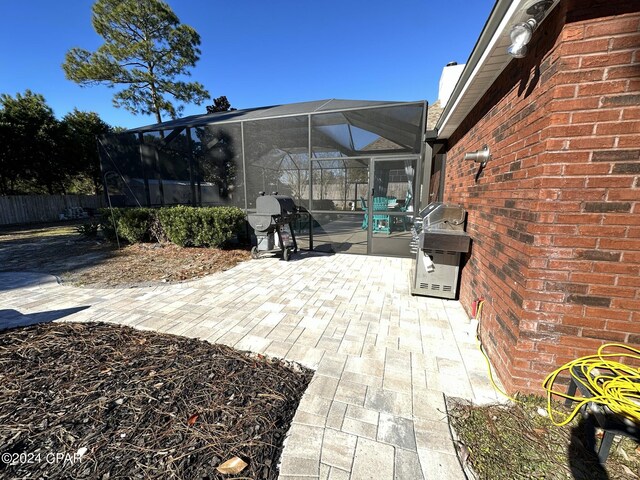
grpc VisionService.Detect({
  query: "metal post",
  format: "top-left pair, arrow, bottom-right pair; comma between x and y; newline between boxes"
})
419,101 -> 430,211
241,122 -> 248,212
344,166 -> 348,211
138,133 -> 151,206
153,143 -> 165,207
103,171 -> 121,249
241,121 -> 250,242
308,114 -> 313,250
186,128 -> 196,206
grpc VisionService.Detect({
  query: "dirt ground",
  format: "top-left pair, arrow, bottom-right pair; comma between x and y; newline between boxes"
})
0,221 -> 251,287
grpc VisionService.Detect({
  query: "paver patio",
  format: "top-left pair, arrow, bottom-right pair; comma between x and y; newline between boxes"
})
0,252 -> 501,479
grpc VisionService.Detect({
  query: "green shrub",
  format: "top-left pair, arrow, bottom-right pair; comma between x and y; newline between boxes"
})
194,206 -> 245,247
76,221 -> 100,238
98,207 -> 153,244
157,205 -> 198,247
98,207 -> 123,242
117,208 -> 153,243
98,206 -> 244,248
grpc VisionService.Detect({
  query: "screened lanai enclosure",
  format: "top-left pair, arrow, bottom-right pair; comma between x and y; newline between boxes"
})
99,99 -> 430,257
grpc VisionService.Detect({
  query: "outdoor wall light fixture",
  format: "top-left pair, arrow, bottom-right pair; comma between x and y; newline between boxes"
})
507,0 -> 554,58
507,18 -> 537,58
464,145 -> 491,167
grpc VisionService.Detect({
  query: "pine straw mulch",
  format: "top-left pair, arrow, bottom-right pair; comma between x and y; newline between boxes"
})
0,322 -> 313,479
0,222 -> 251,288
447,395 -> 640,480
62,243 -> 251,288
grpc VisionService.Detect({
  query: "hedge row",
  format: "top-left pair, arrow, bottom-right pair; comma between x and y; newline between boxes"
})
98,206 -> 245,248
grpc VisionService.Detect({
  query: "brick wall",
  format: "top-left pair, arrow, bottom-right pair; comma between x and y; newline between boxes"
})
444,0 -> 640,393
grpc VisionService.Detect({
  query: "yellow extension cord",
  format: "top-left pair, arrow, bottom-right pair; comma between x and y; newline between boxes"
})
543,343 -> 640,427
474,300 -> 640,427
474,300 -> 520,404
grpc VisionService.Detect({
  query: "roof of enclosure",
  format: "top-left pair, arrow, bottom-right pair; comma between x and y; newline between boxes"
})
126,99 -> 426,133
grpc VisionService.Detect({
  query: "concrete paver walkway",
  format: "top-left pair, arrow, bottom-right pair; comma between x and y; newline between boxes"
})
0,253 -> 500,479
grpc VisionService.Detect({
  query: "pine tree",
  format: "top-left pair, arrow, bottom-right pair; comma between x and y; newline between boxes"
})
63,0 -> 209,124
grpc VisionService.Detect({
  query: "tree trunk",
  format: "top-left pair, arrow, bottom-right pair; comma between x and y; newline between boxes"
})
149,80 -> 162,124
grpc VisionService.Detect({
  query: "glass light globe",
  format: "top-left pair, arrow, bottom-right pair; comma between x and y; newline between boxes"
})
510,21 -> 534,46
507,19 -> 537,58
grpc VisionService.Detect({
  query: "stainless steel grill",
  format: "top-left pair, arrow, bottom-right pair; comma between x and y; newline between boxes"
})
247,193 -> 300,261
410,202 -> 470,299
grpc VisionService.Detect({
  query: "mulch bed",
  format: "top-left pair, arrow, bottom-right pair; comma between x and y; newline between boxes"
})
0,322 -> 313,479
0,222 -> 251,288
62,243 -> 252,287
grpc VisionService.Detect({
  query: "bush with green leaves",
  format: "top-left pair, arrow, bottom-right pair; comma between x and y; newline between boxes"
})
117,208 -> 153,243
194,206 -> 244,247
98,206 -> 244,248
98,207 -> 122,242
156,206 -> 198,247
158,205 -> 244,247
76,221 -> 100,238
98,207 -> 152,243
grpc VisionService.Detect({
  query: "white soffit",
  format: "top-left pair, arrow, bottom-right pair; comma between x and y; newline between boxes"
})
436,0 -> 561,139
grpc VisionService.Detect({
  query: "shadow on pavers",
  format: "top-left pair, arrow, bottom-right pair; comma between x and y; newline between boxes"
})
0,306 -> 90,332
0,272 -> 60,292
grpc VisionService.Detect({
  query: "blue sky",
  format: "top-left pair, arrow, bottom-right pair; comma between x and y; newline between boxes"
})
0,0 -> 495,129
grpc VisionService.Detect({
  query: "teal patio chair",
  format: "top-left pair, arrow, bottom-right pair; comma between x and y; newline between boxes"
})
361,196 -> 368,229
399,190 -> 413,231
372,196 -> 392,234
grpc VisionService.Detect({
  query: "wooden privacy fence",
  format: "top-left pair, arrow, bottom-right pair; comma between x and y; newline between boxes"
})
0,194 -> 106,226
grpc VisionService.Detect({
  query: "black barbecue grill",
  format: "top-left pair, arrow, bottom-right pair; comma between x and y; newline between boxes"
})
247,193 -> 300,261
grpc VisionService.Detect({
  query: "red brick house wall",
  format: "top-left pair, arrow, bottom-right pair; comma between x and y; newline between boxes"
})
444,0 -> 640,393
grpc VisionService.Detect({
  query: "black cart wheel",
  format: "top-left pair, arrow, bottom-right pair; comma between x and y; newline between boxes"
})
251,247 -> 259,259
283,248 -> 290,262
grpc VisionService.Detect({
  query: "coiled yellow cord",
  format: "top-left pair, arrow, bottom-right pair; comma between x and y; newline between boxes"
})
473,298 -> 640,428
542,343 -> 640,427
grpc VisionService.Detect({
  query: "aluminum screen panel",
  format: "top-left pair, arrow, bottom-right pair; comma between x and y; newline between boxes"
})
99,133 -> 147,206
101,99 -> 426,257
192,123 -> 245,208
244,115 -> 311,209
